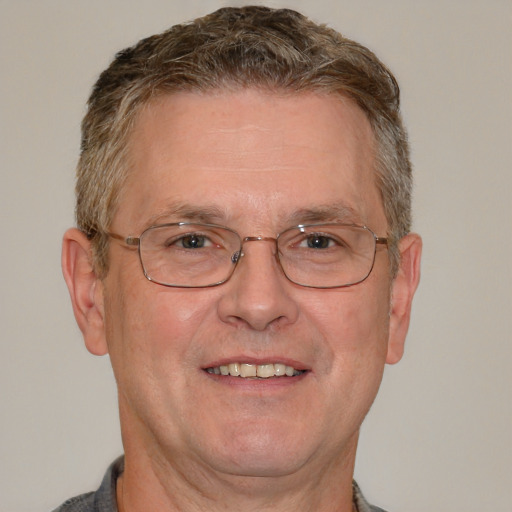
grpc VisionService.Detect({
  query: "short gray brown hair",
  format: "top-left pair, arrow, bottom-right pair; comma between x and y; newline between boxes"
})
77,6 -> 412,276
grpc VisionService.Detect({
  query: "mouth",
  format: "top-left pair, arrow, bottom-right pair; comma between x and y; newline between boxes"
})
204,362 -> 306,379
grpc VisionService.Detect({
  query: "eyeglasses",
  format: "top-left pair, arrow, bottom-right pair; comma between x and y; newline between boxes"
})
107,222 -> 388,289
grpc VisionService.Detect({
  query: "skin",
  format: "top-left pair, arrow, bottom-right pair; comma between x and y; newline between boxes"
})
62,89 -> 421,512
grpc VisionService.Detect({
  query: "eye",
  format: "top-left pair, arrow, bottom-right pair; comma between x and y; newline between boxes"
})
303,234 -> 336,249
167,233 -> 213,249
180,234 -> 208,249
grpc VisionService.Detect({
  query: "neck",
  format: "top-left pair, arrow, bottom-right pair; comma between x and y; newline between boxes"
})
117,435 -> 358,512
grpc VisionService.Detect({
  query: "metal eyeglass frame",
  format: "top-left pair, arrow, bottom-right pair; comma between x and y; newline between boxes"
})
106,222 -> 388,289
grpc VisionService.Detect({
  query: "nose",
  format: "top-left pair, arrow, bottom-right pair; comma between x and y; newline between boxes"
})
217,237 -> 300,331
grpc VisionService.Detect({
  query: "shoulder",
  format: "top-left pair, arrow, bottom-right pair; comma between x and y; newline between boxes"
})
50,456 -> 123,512
51,492 -> 95,512
353,480 -> 389,512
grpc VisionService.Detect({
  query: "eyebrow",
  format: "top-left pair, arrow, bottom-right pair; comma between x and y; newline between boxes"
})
145,202 -> 227,227
143,201 -> 364,230
287,204 -> 364,226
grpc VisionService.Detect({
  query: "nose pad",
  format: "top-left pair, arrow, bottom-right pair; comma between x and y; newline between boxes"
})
230,236 -> 279,270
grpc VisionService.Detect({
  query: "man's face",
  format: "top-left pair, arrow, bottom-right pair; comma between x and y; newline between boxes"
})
95,90 -> 408,479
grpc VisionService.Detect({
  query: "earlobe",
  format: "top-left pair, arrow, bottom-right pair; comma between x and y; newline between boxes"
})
62,228 -> 109,356
386,233 -> 422,364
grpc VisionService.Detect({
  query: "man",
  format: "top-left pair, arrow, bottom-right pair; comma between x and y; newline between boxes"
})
58,6 -> 421,512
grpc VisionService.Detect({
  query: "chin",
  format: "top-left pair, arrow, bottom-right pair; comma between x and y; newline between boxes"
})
216,452 -> 307,479
202,420 -> 313,478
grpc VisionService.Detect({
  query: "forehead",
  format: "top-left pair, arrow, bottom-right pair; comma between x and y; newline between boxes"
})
118,89 -> 384,232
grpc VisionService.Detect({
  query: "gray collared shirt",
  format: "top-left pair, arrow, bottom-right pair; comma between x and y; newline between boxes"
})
52,457 -> 388,512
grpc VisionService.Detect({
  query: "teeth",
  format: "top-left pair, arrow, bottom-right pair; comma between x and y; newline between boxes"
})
274,363 -> 286,376
240,364 -> 257,378
256,364 -> 274,378
207,363 -> 303,378
228,363 -> 240,376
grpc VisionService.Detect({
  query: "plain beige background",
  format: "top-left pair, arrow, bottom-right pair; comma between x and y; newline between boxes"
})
1,1 -> 510,511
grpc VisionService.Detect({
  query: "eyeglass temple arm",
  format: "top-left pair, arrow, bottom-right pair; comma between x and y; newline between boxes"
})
106,232 -> 140,247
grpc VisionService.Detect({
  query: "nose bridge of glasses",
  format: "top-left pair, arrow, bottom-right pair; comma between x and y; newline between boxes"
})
231,236 -> 278,264
243,236 -> 277,244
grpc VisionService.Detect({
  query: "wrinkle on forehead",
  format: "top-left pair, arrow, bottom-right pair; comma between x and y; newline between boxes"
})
130,90 -> 374,173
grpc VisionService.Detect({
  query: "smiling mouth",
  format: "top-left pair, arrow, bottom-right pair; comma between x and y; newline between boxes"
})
205,363 -> 306,379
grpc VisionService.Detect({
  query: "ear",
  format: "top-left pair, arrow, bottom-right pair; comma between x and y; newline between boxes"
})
62,228 -> 108,356
386,233 -> 422,364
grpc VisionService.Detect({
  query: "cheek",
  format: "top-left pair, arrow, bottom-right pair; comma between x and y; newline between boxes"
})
150,288 -> 220,339
103,285 -> 214,417
109,285 -> 223,380
306,280 -> 391,369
